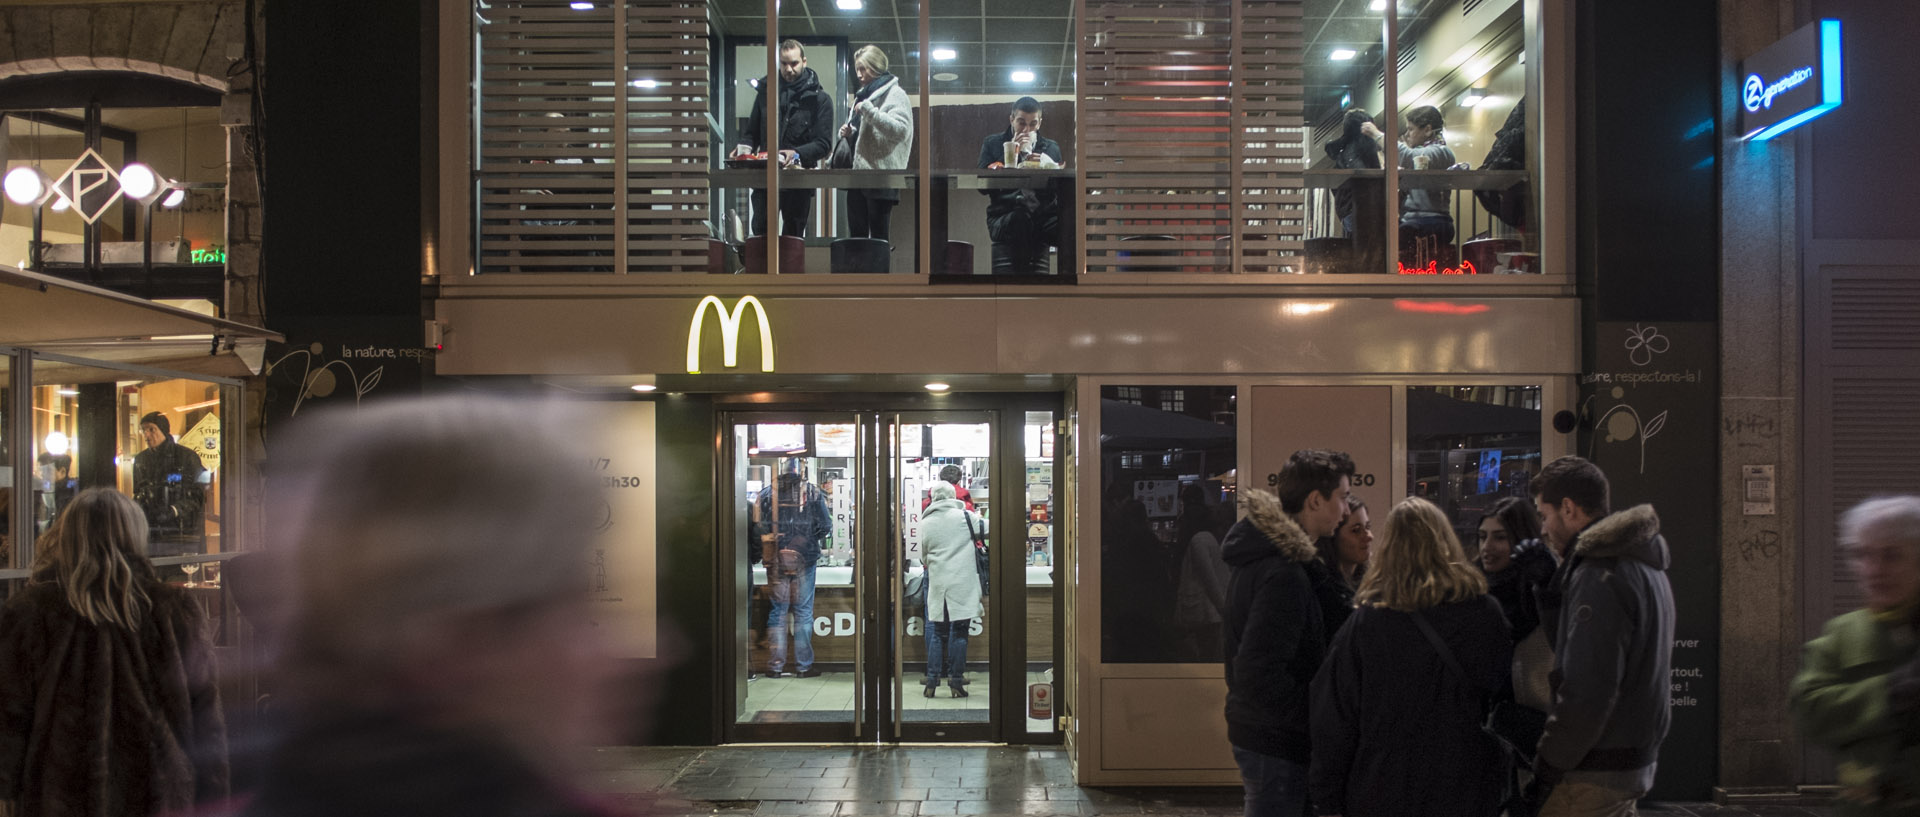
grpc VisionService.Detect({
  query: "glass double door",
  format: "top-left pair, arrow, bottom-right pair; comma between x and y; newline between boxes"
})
726,408 -> 1060,742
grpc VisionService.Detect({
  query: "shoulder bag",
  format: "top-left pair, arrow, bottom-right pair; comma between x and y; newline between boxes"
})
965,513 -> 990,596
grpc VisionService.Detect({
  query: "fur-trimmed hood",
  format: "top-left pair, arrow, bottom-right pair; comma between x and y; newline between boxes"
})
1222,489 -> 1318,566
1572,504 -> 1670,570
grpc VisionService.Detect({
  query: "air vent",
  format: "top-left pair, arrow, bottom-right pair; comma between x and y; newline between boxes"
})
1463,0 -> 1486,14
1377,44 -> 1416,88
1832,278 -> 1920,351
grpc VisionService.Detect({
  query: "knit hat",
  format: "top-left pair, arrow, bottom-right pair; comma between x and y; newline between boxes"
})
140,411 -> 170,437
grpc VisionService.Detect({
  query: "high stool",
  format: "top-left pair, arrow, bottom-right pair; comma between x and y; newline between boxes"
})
742,235 -> 806,275
1116,234 -> 1178,272
944,241 -> 976,275
829,237 -> 890,273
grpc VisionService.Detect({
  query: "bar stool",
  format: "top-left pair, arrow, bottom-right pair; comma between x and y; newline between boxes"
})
945,240 -> 976,275
829,238 -> 890,273
742,235 -> 806,275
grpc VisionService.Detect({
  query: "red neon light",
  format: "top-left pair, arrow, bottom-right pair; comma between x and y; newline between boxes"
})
1394,300 -> 1492,315
1396,259 -> 1479,275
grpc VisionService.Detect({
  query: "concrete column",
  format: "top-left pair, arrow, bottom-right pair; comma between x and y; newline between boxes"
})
1715,0 -> 1803,794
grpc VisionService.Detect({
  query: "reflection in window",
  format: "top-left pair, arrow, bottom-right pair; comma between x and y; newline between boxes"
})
1404,386 -> 1541,558
1100,385 -> 1237,663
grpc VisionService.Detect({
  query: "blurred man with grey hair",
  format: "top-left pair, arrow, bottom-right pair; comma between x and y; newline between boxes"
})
239,396 -> 646,817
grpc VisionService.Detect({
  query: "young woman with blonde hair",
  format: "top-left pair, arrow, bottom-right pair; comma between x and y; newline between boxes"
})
0,487 -> 228,815
1309,497 -> 1510,817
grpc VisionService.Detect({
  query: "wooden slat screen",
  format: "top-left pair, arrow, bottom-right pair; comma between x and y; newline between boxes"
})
1080,0 -> 1305,274
476,0 -> 711,274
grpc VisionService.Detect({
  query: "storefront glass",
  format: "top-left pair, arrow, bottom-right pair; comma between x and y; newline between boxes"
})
1404,385 -> 1542,559
1098,385 -> 1237,664
1024,410 -> 1059,733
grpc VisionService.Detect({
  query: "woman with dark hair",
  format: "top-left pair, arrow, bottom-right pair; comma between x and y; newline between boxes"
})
1311,496 -> 1373,639
1478,497 -> 1557,711
0,487 -> 229,815
1393,105 -> 1458,258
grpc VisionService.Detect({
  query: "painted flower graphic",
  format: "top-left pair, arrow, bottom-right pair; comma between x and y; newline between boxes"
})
1625,324 -> 1670,367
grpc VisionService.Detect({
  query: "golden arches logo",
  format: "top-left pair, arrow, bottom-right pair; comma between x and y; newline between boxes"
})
686,295 -> 775,374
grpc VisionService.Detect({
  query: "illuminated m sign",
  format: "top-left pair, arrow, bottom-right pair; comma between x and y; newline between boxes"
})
686,296 -> 775,374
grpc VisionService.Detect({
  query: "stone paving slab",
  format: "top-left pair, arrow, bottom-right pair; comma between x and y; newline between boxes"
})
588,746 -> 1832,817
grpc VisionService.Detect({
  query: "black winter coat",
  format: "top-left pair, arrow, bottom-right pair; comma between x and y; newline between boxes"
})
1309,597 -> 1513,817
742,67 -> 833,167
1486,538 -> 1555,642
1221,490 -> 1325,762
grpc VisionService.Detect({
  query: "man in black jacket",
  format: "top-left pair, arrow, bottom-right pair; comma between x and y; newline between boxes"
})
1221,449 -> 1354,817
1529,456 -> 1674,816
133,411 -> 207,555
977,97 -> 1064,273
736,39 -> 833,237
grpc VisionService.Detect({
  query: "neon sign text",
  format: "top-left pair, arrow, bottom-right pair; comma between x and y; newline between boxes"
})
1743,67 -> 1812,113
1396,259 -> 1479,276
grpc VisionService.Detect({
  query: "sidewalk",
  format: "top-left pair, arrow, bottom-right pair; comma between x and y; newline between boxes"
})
582,746 -> 1833,816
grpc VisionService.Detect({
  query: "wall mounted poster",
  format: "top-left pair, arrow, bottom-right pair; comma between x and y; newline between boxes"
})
580,401 -> 659,659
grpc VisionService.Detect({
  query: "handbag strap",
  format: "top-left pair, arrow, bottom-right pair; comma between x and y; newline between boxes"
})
964,513 -> 986,549
1410,609 -> 1488,697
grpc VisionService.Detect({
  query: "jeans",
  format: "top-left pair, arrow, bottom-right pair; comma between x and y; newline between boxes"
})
767,564 -> 817,674
1231,745 -> 1307,817
847,189 -> 896,241
924,610 -> 971,688
1400,213 -> 1456,245
751,188 -> 815,237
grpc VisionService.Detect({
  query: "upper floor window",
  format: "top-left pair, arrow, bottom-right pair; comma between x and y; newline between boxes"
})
466,0 -> 1544,278
2,104 -> 227,304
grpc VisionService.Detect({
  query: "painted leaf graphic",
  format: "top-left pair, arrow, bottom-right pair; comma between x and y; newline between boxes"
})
356,368 -> 384,395
1641,410 -> 1668,439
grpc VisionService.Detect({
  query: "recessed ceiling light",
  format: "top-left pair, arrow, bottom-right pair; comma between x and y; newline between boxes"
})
1010,70 -> 1035,83
925,382 -> 951,392
933,72 -> 959,82
569,1 -> 593,9
1369,0 -> 1388,10
1461,89 -> 1486,107
631,384 -> 657,392
1330,48 -> 1357,61
932,48 -> 956,61
631,78 -> 658,89
836,0 -> 862,9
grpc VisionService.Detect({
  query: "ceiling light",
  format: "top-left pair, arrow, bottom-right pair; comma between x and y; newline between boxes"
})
1330,48 -> 1357,61
631,78 -> 658,89
44,430 -> 70,456
835,0 -> 862,9
1369,0 -> 1388,10
161,188 -> 186,208
630,384 -> 657,392
1010,70 -> 1035,83
933,72 -> 959,82
1461,88 -> 1486,107
56,388 -> 80,396
932,48 -> 956,61
569,1 -> 594,9
925,382 -> 951,392
3,167 -> 51,206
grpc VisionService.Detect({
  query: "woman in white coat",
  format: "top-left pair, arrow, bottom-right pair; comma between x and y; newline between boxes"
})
920,480 -> 984,697
835,45 -> 914,241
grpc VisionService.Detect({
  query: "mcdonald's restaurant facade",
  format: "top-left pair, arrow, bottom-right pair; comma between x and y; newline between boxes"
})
411,0 -> 1752,799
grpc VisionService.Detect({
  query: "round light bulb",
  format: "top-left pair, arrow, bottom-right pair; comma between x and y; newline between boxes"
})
49,192 -> 71,212
120,164 -> 158,200
4,167 -> 47,206
44,430 -> 70,456
161,188 -> 186,208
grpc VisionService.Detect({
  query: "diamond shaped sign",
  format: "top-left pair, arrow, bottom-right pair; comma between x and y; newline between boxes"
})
50,148 -> 124,224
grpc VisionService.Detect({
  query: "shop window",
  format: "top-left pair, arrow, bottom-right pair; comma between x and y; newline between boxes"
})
1099,385 -> 1237,663
1404,385 -> 1541,555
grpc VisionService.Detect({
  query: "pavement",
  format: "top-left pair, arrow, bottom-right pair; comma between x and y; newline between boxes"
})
580,745 -> 1836,816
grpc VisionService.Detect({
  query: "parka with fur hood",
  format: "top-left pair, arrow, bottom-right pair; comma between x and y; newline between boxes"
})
1221,489 -> 1327,762
1535,504 -> 1675,790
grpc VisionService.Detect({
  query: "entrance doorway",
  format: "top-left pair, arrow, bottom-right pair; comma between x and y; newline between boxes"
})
723,402 -> 1061,742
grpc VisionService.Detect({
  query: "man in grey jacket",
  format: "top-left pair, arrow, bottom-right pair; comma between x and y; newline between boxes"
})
1529,456 -> 1675,816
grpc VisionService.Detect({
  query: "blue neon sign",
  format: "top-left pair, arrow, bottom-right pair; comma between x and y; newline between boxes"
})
1739,19 -> 1843,141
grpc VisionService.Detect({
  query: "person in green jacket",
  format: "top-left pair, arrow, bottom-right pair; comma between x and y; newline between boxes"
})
1793,495 -> 1920,816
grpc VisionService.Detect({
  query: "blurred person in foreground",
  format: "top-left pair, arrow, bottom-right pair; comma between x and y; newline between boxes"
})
1792,495 -> 1920,816
0,487 -> 229,815
1309,497 -> 1512,817
237,396 -> 640,817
